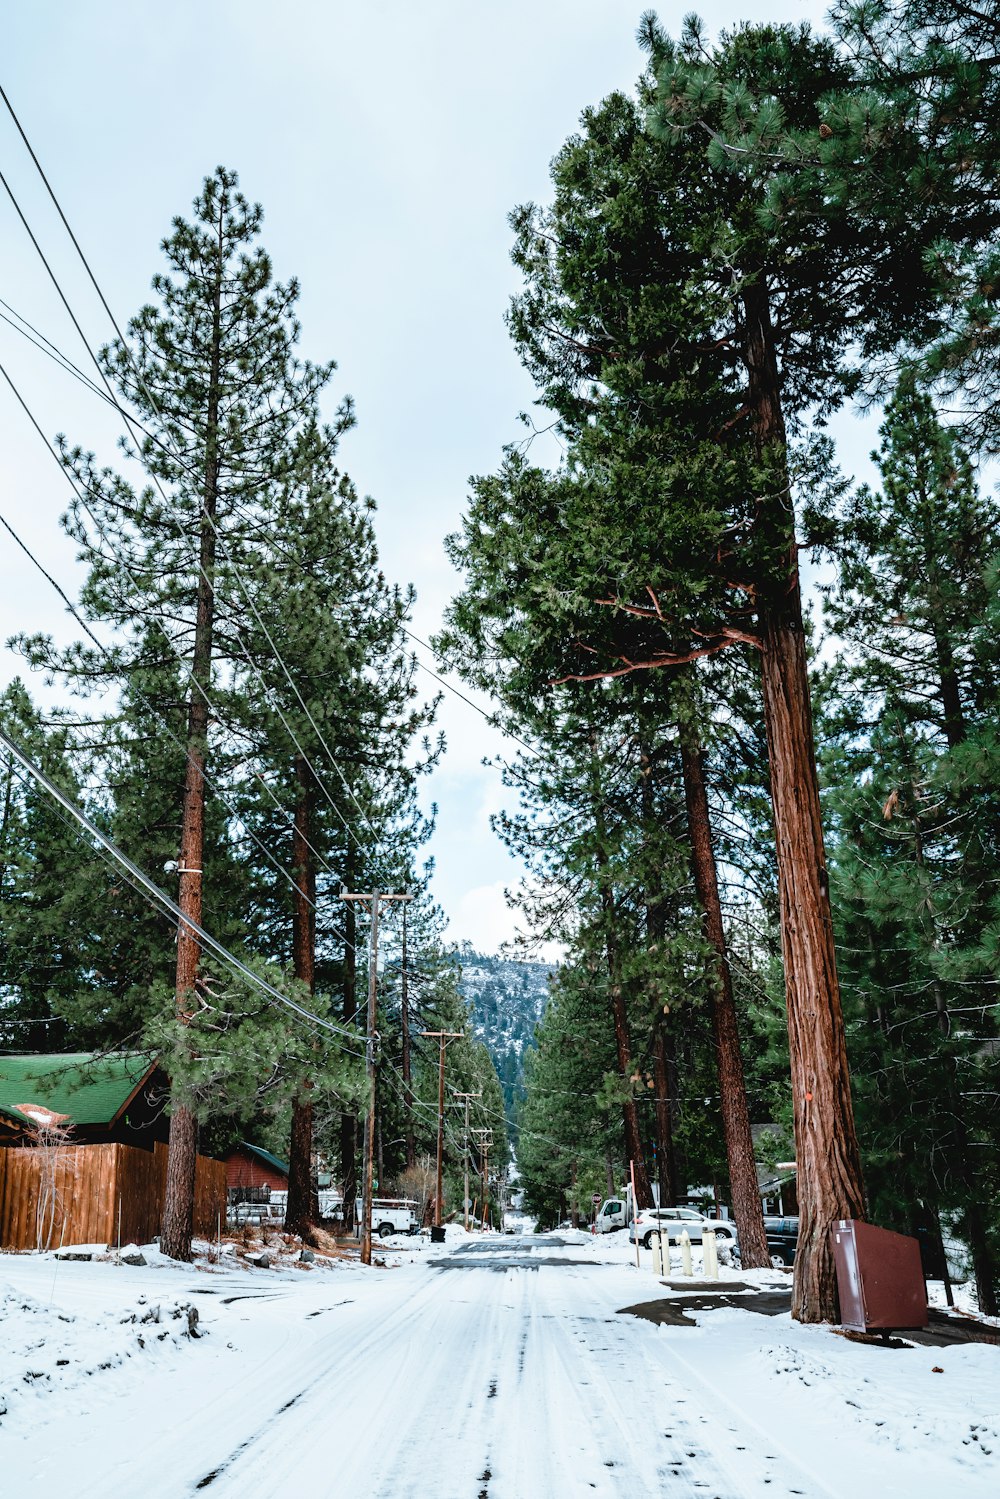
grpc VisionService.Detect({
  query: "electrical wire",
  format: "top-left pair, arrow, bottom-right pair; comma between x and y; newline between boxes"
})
0,723 -> 365,1048
0,357 -> 361,938
0,156 -> 371,860
0,288 -> 538,767
0,455 -> 353,949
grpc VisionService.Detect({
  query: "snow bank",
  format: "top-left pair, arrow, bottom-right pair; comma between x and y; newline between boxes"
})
0,1280 -> 202,1432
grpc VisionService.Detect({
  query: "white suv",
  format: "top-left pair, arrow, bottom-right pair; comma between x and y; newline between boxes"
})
628,1206 -> 738,1253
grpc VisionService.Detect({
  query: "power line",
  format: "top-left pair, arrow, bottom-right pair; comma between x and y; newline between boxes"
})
394,622 -> 539,761
0,288 -> 541,770
0,148 -> 371,860
0,485 -> 336,921
0,356 -> 357,914
0,723 -> 364,1048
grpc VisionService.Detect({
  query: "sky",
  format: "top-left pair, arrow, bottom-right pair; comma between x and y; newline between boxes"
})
0,0 -> 876,959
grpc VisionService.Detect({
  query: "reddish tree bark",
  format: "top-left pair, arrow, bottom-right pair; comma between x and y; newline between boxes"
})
607,955 -> 653,1208
652,1024 -> 679,1207
160,220 -> 224,1263
744,280 -> 866,1321
640,741 -> 680,1210
591,767 -> 653,1207
285,755 -> 317,1239
340,864 -> 358,1233
679,735 -> 770,1268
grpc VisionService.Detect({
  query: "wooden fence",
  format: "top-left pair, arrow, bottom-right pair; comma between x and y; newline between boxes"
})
0,1140 -> 226,1252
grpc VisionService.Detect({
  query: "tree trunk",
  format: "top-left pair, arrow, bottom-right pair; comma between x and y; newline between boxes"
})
652,1024 -> 678,1207
743,278 -> 866,1321
401,904 -> 416,1169
160,214 -> 225,1263
679,735 -> 770,1268
604,898 -> 653,1207
340,864 -> 358,1233
933,630 -> 967,750
664,1028 -> 687,1197
285,755 -> 317,1239
588,740 -> 653,1206
639,737 -> 679,1212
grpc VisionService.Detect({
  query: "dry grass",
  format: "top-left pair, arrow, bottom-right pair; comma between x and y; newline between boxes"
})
305,1225 -> 354,1259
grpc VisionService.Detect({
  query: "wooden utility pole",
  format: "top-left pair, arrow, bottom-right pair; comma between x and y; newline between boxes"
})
421,1029 -> 463,1226
473,1127 -> 492,1231
340,890 -> 412,1265
452,1090 -> 481,1231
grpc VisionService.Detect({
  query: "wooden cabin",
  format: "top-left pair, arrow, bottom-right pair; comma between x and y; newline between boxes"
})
0,1053 -> 225,1251
225,1142 -> 289,1195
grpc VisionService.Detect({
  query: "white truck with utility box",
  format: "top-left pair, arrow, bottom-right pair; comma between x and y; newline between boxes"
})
354,1198 -> 419,1237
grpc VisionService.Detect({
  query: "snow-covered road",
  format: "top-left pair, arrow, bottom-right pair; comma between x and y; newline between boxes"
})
2,1232 -> 997,1498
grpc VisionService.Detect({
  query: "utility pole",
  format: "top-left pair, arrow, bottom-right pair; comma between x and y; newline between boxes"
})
452,1090 -> 481,1232
420,1029 -> 463,1226
340,890 -> 412,1265
473,1127 -> 493,1232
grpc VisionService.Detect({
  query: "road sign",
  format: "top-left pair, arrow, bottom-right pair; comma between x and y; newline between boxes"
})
592,1193 -> 602,1204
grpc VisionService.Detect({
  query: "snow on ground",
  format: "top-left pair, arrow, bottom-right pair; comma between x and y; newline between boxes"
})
1,1230 -> 997,1498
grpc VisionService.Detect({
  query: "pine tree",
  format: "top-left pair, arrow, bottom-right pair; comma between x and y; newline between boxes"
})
516,961 -> 619,1227
19,167 -> 344,1259
227,409 -> 441,1236
817,383 -> 1000,1312
0,681 -> 97,1047
476,20 -> 883,1318
823,0 -> 1000,450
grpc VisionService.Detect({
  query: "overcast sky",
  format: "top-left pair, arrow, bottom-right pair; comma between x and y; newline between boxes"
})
2,0 -> 877,959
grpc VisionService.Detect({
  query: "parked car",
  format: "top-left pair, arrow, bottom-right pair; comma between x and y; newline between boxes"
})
764,1215 -> 798,1267
628,1206 -> 738,1254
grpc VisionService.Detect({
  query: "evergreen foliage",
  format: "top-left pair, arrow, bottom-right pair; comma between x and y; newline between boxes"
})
817,380 -> 1000,1312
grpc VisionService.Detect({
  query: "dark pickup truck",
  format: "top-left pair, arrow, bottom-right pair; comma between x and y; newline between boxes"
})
764,1215 -> 799,1267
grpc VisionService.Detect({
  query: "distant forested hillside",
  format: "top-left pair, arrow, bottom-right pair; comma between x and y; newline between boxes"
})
457,946 -> 553,1121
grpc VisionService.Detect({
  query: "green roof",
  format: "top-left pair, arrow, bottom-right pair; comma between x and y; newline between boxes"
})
240,1142 -> 289,1177
0,1053 -> 157,1128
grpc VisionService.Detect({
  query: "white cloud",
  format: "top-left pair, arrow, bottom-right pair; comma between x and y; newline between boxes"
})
446,880 -> 563,965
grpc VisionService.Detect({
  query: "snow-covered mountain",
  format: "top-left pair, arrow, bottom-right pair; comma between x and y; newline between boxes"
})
456,946 -> 554,1116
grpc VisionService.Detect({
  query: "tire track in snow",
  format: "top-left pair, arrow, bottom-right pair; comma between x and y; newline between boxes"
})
18,1240 -> 842,1498
184,1267 -> 457,1495
190,1263 -> 515,1497
190,1244 -> 832,1499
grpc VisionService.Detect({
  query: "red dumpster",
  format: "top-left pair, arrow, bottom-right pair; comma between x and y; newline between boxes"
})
831,1219 -> 928,1331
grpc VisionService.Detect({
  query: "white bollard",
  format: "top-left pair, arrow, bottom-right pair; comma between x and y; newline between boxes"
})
679,1228 -> 693,1278
702,1226 -> 719,1280
652,1232 -> 663,1276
